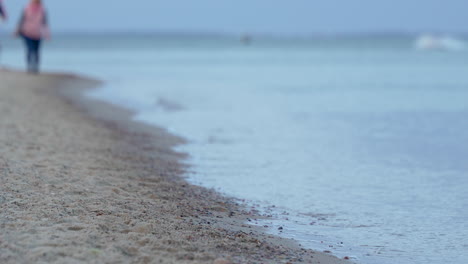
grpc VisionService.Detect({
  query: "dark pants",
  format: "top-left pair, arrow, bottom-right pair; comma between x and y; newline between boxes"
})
21,35 -> 41,73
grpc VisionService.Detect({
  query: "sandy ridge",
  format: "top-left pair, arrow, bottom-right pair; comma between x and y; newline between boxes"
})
0,70 -> 352,264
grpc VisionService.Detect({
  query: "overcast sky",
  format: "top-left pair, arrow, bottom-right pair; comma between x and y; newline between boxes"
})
2,0 -> 467,35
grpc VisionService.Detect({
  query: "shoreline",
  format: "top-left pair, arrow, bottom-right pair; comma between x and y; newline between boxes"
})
0,69 -> 352,264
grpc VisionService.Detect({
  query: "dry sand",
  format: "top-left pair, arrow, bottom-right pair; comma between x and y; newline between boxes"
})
0,70 -> 353,264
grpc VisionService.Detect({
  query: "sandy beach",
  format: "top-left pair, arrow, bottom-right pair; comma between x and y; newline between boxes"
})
0,70 -> 352,264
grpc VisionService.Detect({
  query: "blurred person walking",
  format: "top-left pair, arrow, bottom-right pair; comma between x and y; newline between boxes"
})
16,0 -> 50,73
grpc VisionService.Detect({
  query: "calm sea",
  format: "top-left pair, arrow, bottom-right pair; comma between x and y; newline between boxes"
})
2,34 -> 467,264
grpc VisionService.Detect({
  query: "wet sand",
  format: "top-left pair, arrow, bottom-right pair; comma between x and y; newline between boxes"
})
0,70 -> 352,264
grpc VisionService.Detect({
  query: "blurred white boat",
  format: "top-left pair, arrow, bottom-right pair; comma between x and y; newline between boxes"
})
415,34 -> 465,51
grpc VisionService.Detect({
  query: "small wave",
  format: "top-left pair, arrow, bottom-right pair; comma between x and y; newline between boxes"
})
155,97 -> 185,112
414,34 -> 466,51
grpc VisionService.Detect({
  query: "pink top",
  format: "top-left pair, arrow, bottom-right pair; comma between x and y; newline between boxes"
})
19,4 -> 49,40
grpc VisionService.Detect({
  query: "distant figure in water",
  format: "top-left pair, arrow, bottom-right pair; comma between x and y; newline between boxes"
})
241,34 -> 252,45
15,0 -> 50,73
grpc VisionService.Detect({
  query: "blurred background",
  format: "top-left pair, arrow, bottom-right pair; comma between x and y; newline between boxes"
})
0,0 -> 467,35
1,1 -> 467,264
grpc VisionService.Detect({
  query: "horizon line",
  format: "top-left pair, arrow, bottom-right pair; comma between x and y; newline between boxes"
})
1,30 -> 468,38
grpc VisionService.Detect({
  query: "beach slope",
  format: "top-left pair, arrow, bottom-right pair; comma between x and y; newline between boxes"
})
0,70 -> 352,264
